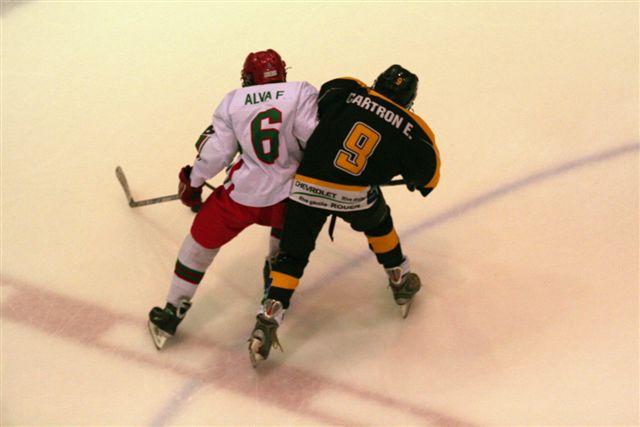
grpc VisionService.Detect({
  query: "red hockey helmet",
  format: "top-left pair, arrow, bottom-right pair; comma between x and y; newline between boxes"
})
241,49 -> 287,87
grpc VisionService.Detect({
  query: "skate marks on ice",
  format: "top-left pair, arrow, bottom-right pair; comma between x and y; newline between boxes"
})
0,277 -> 473,426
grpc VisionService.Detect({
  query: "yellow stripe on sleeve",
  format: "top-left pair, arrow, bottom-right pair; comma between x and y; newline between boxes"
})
424,161 -> 441,189
367,87 -> 437,145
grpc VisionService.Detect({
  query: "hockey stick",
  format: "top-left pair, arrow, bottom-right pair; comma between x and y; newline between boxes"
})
382,179 -> 405,186
115,166 -> 179,207
115,165 -> 406,208
115,166 -> 215,208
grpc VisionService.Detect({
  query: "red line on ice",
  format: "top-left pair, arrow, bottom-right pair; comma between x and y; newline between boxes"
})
1,276 -> 473,426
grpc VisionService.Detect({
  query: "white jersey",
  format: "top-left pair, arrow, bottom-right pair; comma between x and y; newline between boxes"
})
190,81 -> 318,207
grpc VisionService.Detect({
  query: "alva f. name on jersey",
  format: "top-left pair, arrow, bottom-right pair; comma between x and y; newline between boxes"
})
147,49 -> 319,355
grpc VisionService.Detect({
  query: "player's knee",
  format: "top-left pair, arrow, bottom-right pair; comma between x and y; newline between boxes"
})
351,204 -> 392,234
272,251 -> 308,278
367,211 -> 394,236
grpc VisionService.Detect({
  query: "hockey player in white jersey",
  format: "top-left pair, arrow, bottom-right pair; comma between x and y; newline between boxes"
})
148,49 -> 318,350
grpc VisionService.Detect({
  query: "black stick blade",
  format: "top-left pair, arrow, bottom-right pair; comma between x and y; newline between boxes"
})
115,166 -> 135,207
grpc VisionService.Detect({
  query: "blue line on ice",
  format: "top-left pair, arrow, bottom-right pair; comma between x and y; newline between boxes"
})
150,379 -> 202,427
406,142 -> 639,235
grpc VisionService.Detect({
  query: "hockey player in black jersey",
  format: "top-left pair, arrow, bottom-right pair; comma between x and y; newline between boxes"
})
248,65 -> 441,366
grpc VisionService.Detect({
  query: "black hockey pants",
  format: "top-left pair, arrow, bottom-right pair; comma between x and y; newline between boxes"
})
267,193 -> 405,308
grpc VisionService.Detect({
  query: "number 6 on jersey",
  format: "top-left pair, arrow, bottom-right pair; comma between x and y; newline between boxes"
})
334,122 -> 381,176
251,108 -> 282,164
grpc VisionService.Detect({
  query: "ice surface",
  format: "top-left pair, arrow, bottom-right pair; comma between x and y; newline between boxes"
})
1,2 -> 638,425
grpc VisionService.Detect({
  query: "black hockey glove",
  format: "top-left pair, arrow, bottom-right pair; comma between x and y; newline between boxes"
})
406,183 -> 432,197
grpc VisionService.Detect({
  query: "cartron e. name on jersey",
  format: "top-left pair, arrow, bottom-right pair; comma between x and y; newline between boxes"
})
345,92 -> 406,130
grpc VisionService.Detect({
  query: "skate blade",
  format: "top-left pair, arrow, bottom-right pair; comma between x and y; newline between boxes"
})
400,300 -> 413,319
148,321 -> 171,350
248,338 -> 264,368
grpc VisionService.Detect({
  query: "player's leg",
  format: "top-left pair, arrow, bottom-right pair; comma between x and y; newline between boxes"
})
256,201 -> 288,299
249,201 -> 328,366
262,227 -> 282,298
344,196 -> 421,318
148,233 -> 218,349
266,200 -> 328,310
148,186 -> 254,349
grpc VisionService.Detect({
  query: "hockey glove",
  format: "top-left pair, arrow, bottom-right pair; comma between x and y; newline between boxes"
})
178,165 -> 203,209
406,183 -> 432,197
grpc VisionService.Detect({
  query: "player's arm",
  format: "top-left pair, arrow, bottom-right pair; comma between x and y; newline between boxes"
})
400,129 -> 441,197
292,82 -> 319,148
194,125 -> 214,151
190,94 -> 239,188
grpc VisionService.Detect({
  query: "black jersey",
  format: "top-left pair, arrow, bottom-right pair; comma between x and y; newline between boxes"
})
297,77 -> 440,194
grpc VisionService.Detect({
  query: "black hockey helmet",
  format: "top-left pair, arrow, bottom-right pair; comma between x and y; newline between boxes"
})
372,65 -> 418,109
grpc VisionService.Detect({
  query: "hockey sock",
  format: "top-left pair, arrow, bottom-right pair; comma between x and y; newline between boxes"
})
167,233 -> 219,306
268,227 -> 282,257
268,234 -> 280,259
366,226 -> 405,268
261,231 -> 282,295
385,257 -> 411,284
266,285 -> 295,310
266,269 -> 299,309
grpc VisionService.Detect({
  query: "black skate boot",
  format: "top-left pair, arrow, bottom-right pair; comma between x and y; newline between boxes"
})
386,266 -> 421,319
148,298 -> 192,350
248,299 -> 284,367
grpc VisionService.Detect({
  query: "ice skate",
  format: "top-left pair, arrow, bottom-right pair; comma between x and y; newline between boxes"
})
386,266 -> 421,318
147,299 -> 192,349
248,299 -> 284,367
